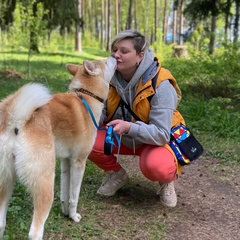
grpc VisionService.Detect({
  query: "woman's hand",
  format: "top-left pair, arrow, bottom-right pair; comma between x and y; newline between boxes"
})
107,119 -> 131,135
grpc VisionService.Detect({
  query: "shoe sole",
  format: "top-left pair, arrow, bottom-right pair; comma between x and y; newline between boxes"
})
160,199 -> 177,208
96,177 -> 129,197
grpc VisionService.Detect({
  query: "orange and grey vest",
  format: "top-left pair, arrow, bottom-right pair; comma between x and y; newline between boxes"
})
105,63 -> 185,175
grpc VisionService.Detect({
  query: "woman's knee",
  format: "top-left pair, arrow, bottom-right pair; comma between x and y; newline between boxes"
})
139,147 -> 177,182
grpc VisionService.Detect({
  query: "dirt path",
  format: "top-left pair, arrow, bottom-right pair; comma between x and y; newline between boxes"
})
164,155 -> 240,240
117,154 -> 240,240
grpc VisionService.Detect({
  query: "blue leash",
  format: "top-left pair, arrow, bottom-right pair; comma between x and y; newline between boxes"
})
79,95 -> 121,149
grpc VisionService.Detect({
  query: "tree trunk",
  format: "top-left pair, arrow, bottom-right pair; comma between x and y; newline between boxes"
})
88,0 -> 93,34
209,15 -> 217,55
153,0 -> 157,42
94,0 -> 99,39
106,0 -> 112,51
233,0 -> 240,43
163,0 -> 168,43
75,0 -> 82,52
173,45 -> 189,58
126,0 -> 133,29
172,0 -> 178,43
133,0 -> 137,29
178,0 -> 184,45
224,0 -> 232,41
100,0 -> 105,50
115,0 -> 119,34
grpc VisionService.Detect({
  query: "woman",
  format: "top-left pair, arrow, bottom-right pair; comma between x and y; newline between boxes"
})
88,29 -> 185,208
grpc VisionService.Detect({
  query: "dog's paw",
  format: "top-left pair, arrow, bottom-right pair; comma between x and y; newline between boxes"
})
70,213 -> 81,222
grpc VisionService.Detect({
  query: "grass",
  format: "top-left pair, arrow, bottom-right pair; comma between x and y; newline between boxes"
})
3,160 -> 171,240
0,47 -> 109,95
0,45 -> 240,239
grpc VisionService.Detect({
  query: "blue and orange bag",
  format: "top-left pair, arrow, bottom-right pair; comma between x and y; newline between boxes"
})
169,123 -> 204,166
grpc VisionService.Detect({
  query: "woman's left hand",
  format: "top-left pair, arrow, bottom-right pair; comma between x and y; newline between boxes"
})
107,119 -> 131,135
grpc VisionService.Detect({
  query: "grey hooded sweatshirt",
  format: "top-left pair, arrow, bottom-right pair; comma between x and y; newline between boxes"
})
100,49 -> 178,149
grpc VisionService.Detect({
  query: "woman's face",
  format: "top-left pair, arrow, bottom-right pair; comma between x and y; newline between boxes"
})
112,39 -> 144,74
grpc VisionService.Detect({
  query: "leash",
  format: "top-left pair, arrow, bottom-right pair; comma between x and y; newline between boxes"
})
77,93 -> 121,150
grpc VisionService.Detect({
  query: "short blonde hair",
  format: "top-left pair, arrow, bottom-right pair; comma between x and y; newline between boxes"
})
111,29 -> 149,54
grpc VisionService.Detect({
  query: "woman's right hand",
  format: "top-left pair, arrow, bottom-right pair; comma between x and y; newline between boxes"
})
107,119 -> 131,135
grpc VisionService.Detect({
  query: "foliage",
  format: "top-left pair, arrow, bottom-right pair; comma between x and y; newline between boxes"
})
152,28 -> 175,61
162,43 -> 240,162
1,0 -> 239,55
7,1 -> 47,50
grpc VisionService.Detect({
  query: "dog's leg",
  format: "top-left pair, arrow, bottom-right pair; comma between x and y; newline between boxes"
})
0,159 -> 15,240
60,158 -> 70,216
68,158 -> 87,222
28,174 -> 54,240
22,145 -> 55,240
0,183 -> 14,239
13,119 -> 55,240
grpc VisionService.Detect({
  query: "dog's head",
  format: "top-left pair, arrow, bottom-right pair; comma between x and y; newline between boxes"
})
66,56 -> 117,101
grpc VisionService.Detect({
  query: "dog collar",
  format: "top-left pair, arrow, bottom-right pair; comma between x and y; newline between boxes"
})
76,88 -> 104,103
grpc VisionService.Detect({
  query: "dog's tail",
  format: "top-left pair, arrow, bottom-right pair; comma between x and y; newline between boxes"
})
9,83 -> 52,131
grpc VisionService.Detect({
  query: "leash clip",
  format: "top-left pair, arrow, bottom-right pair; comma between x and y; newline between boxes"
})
104,126 -> 120,155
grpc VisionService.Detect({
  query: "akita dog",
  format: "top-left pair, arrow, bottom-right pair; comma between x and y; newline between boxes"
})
0,56 -> 117,240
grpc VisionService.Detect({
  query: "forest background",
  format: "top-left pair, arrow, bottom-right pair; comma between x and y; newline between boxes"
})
0,0 -> 240,239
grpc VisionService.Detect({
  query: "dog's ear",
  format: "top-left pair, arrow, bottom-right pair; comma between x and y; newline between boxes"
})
66,64 -> 79,75
83,60 -> 101,76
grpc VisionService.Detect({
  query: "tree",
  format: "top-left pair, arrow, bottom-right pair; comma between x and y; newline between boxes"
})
178,0 -> 185,45
163,0 -> 168,44
115,0 -> 119,34
100,0 -> 105,50
153,0 -> 157,42
126,0 -> 133,29
1,0 -> 240,56
172,0 -> 177,43
233,0 -> 240,43
0,0 -> 17,29
185,0 -> 221,54
30,0 -> 40,53
105,0 -> 112,51
222,0 -> 232,41
75,0 -> 83,52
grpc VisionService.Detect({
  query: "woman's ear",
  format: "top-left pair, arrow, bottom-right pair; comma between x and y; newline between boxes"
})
138,51 -> 144,62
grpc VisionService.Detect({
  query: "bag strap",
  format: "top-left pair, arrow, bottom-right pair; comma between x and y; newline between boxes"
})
120,99 -> 143,121
119,72 -> 159,122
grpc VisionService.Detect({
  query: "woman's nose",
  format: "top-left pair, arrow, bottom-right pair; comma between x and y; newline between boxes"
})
112,51 -> 120,59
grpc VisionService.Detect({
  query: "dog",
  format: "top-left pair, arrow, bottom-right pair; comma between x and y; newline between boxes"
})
0,56 -> 117,240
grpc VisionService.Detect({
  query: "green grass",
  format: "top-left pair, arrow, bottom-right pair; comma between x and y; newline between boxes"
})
3,161 -> 170,240
0,47 -> 109,95
1,45 -> 240,239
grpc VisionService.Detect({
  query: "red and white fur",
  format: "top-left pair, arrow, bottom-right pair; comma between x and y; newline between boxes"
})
0,56 -> 116,240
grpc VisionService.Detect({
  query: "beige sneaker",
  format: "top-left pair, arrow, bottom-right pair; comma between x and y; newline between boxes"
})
157,181 -> 177,207
97,168 -> 129,196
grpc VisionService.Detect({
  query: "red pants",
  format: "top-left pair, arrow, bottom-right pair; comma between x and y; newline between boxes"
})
88,129 -> 177,183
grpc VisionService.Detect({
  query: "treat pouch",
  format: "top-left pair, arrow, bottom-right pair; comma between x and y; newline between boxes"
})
169,123 -> 204,166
